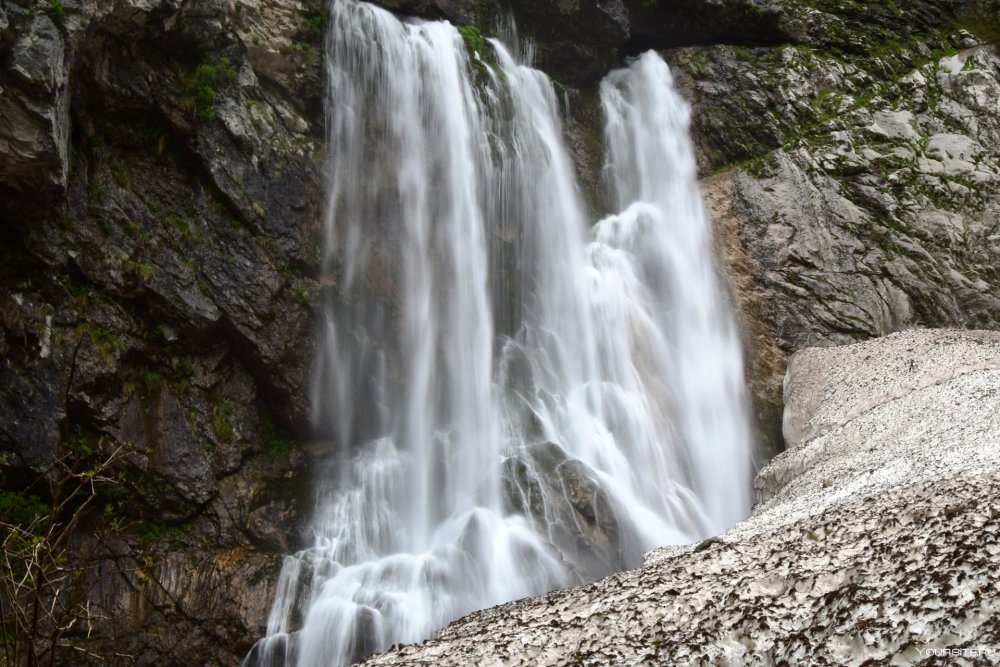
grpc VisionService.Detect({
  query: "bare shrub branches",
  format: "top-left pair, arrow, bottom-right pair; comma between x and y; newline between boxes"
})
1,443 -> 131,667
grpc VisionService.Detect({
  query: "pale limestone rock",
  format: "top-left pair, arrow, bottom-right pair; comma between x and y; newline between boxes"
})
681,41 -> 1000,455
233,0 -> 307,93
867,110 -> 920,141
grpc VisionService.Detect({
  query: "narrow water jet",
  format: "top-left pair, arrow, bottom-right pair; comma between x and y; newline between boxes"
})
247,2 -> 752,665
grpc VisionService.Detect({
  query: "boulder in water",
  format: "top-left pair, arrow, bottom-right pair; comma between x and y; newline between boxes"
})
503,441 -> 641,579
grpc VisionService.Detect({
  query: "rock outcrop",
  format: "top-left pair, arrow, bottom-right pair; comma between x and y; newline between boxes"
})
0,10 -> 69,190
666,2 -> 1000,455
0,0 -> 326,662
360,329 -> 1000,666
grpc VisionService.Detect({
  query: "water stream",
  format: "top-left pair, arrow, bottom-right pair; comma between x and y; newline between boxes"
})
247,1 -> 752,664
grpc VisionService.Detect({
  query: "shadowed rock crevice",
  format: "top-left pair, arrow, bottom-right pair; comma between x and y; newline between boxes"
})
622,0 -> 793,56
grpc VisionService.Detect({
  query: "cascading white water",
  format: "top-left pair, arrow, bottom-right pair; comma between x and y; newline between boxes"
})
598,53 -> 753,531
246,2 -> 752,665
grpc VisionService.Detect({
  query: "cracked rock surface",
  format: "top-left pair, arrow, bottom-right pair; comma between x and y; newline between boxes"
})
675,17 -> 1000,455
362,329 -> 1000,667
0,0 -> 327,661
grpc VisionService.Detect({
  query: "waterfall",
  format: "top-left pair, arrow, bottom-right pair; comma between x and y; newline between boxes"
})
246,2 -> 752,665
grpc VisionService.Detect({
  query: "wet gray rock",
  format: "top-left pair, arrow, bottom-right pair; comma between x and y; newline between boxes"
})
371,0 -> 488,24
0,11 -> 69,190
247,499 -> 301,552
10,13 -> 65,90
244,631 -> 300,667
360,329 -> 1000,666
622,0 -> 968,57
0,0 -> 320,663
623,0 -> 791,51
87,544 -> 282,666
503,442 -> 639,579
0,352 -> 63,473
151,420 -> 214,510
509,0 -> 630,86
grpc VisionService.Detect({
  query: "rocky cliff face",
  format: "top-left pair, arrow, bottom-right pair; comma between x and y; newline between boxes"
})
1,0 -> 326,662
2,0 -> 998,664
359,329 -> 1000,666
667,0 -> 1000,455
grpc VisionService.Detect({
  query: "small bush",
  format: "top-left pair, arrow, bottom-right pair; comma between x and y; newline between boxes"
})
180,57 -> 238,122
457,24 -> 488,58
1,445 -> 128,666
211,399 -> 236,445
110,161 -> 131,187
141,371 -> 166,396
303,12 -> 327,39
260,414 -> 294,459
45,0 -> 65,20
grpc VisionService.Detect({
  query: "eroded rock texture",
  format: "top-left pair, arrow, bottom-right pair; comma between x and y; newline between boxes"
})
360,330 -> 1000,666
0,0 -> 326,662
666,4 -> 1000,454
